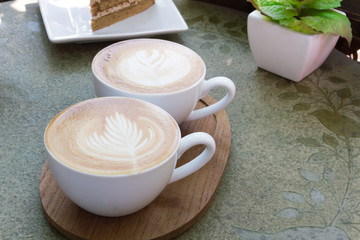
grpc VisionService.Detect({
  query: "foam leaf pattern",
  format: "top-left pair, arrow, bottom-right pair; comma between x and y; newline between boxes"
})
122,49 -> 190,86
85,112 -> 153,159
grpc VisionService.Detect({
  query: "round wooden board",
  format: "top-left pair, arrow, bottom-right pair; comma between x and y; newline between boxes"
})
39,95 -> 231,240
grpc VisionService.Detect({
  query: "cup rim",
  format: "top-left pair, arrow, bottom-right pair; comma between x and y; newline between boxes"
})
44,96 -> 181,178
91,38 -> 207,96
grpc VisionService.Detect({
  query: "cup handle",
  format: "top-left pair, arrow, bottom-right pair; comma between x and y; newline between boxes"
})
185,76 -> 236,122
168,132 -> 216,184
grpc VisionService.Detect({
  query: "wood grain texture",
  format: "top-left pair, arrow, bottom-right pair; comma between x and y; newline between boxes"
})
39,95 -> 231,240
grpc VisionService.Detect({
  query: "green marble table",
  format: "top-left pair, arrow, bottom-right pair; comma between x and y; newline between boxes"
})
1,0 -> 360,239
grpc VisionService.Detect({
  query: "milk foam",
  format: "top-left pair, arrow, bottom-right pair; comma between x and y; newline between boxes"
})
83,112 -> 155,160
109,49 -> 191,87
45,98 -> 179,175
94,39 -> 205,93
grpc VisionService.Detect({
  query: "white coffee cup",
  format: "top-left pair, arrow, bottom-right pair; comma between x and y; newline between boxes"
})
44,97 -> 216,217
92,38 -> 236,124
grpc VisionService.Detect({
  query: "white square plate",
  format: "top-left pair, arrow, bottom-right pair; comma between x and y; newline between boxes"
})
39,0 -> 188,43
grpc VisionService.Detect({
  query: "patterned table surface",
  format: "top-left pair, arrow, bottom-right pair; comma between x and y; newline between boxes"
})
1,0 -> 360,239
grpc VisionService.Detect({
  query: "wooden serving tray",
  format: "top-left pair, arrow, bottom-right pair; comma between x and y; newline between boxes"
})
39,95 -> 231,240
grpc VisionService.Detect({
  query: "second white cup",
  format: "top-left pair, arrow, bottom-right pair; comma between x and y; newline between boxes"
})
92,38 -> 236,124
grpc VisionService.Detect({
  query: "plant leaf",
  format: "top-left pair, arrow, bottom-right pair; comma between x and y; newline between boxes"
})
298,137 -> 322,147
308,152 -> 327,164
249,0 -> 352,44
301,9 -> 352,44
201,34 -> 218,40
337,87 -> 351,98
323,133 -> 338,148
293,103 -> 310,112
186,15 -> 205,26
295,83 -> 312,94
282,191 -> 306,203
254,0 -> 298,20
286,0 -> 304,8
327,76 -> 347,84
275,208 -> 301,219
260,5 -> 298,20
278,92 -> 299,100
302,0 -> 342,10
279,17 -> 317,34
323,168 -> 336,183
226,30 -> 243,37
248,0 -> 262,12
220,45 -> 231,54
310,109 -> 360,138
301,0 -> 341,9
298,168 -> 321,182
310,188 -> 326,203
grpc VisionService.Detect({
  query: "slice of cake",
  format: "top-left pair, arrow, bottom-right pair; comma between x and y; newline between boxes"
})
90,0 -> 155,31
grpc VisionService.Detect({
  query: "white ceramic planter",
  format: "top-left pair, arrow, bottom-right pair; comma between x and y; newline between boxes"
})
247,10 -> 339,82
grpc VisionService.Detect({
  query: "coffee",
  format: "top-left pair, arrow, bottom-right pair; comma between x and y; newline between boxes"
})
92,39 -> 205,94
45,97 -> 180,175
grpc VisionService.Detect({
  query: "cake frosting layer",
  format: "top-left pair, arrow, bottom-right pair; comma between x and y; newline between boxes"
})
92,1 -> 140,20
90,0 -> 155,31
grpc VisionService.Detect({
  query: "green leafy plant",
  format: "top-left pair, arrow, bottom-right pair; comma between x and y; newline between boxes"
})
248,0 -> 352,44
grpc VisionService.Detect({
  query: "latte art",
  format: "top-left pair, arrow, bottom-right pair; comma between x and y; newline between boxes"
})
93,39 -> 205,93
45,98 -> 179,175
113,49 -> 190,87
83,112 -> 155,159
